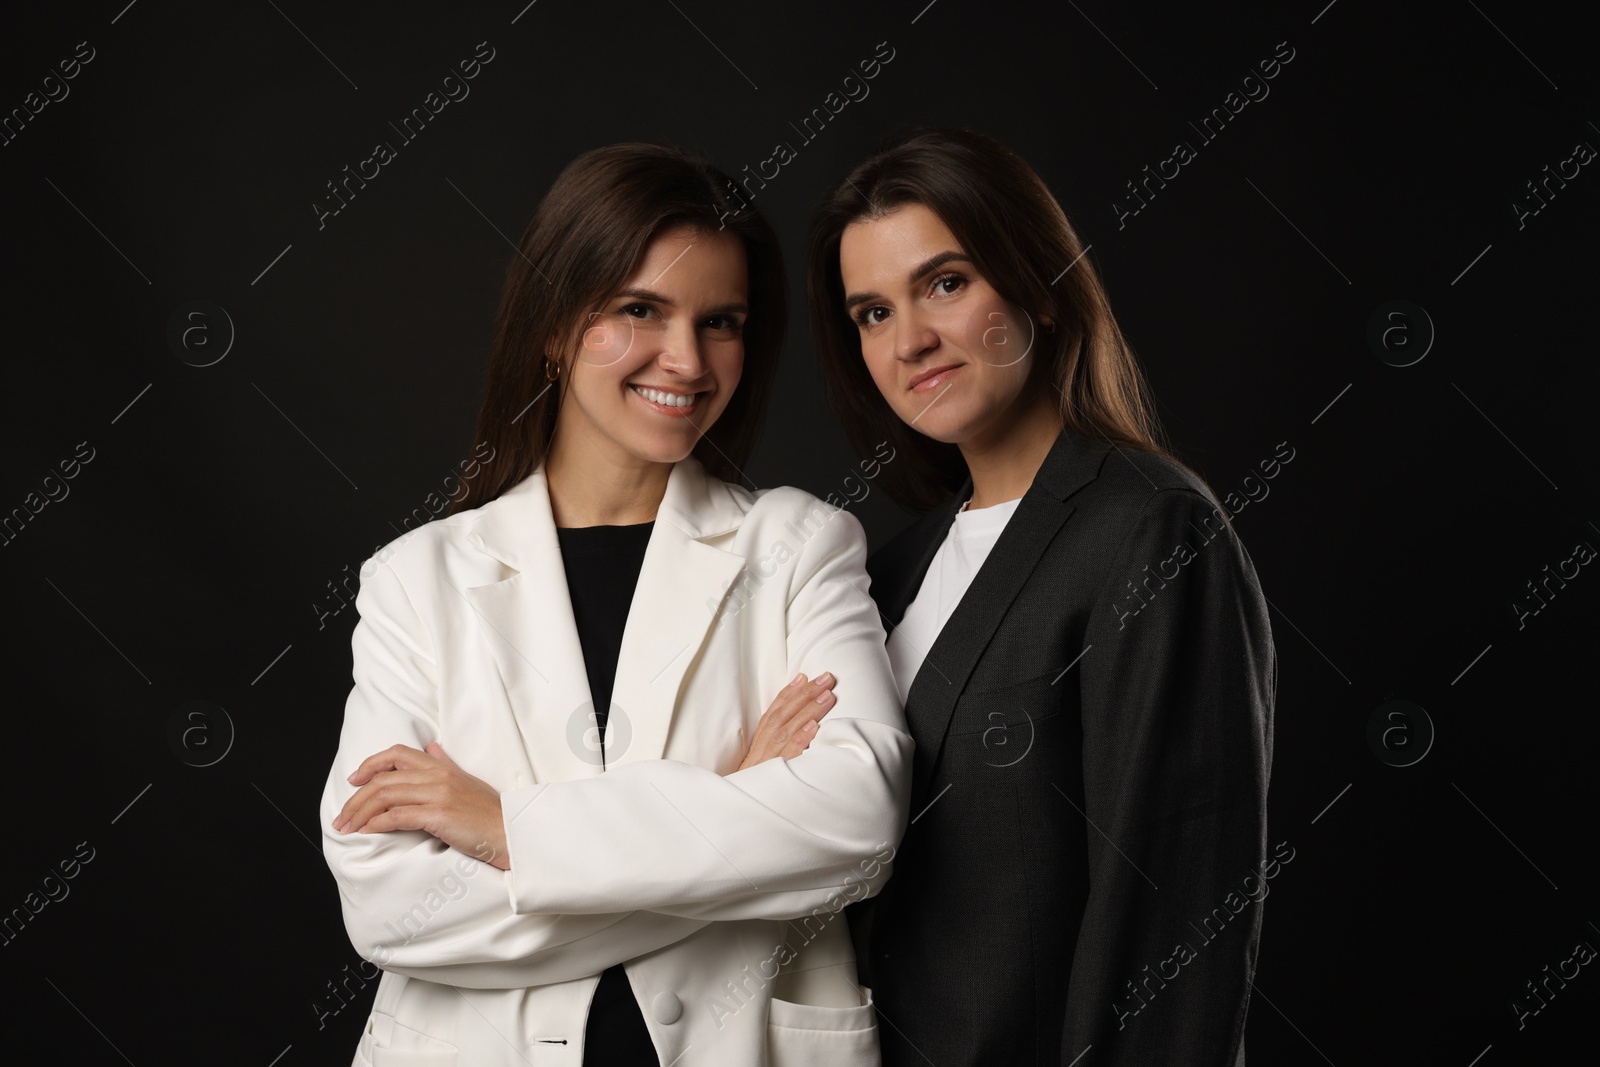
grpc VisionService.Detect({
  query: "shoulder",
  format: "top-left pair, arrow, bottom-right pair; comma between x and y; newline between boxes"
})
722,485 -> 870,595
1070,446 -> 1233,550
1086,444 -> 1218,513
743,485 -> 866,548
355,505 -> 485,597
1070,451 -> 1270,625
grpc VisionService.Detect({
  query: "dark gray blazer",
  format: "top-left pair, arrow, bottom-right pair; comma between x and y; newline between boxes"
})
852,428 -> 1276,1066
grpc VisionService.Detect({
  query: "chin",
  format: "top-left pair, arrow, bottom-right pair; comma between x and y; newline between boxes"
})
897,403 -> 979,445
626,435 -> 699,465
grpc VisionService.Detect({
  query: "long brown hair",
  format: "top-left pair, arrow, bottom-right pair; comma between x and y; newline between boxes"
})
806,126 -> 1194,512
451,141 -> 786,514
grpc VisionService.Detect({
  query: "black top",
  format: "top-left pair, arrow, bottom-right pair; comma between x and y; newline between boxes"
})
555,520 -> 659,1065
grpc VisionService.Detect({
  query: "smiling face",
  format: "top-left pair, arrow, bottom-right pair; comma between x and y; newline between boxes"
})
549,223 -> 749,470
839,202 -> 1046,448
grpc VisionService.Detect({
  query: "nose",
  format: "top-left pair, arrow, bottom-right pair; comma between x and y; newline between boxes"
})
892,305 -> 939,363
655,319 -> 708,382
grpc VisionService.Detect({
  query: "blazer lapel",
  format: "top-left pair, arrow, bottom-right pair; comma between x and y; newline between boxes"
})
870,491 -> 967,633
463,456 -> 747,782
898,429 -> 1115,811
609,459 -> 747,768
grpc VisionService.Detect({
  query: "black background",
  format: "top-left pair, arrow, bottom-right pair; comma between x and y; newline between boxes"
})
2,1 -> 1595,1063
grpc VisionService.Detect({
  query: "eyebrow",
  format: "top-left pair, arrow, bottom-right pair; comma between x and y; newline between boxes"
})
616,287 -> 749,315
843,251 -> 971,312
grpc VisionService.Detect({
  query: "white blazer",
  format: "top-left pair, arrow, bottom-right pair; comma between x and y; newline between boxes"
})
319,455 -> 913,1067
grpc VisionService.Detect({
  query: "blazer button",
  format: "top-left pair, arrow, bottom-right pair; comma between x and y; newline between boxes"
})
652,991 -> 683,1025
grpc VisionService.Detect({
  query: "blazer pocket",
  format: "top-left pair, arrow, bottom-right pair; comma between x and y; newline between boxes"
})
353,1010 -> 459,1067
767,984 -> 881,1067
949,667 -> 1068,738
961,664 -> 1068,700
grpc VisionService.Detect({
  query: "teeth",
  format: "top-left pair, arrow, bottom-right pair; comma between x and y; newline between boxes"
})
631,385 -> 697,408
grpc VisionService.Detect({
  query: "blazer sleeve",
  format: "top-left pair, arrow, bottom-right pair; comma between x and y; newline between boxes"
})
1062,487 -> 1275,1065
497,505 -> 915,921
320,557 -> 712,989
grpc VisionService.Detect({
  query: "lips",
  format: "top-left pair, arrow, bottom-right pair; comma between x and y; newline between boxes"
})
908,364 -> 963,393
629,383 -> 704,415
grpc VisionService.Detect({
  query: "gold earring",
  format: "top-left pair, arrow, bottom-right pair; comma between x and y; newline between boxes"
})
545,356 -> 561,381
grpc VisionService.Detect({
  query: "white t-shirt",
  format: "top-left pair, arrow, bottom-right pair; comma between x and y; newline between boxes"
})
886,495 -> 1023,705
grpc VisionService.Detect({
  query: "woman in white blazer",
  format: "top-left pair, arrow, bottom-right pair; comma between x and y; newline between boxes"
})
319,143 -> 913,1067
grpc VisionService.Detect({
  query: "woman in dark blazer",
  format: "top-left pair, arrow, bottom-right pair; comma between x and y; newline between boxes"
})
805,127 -> 1277,1065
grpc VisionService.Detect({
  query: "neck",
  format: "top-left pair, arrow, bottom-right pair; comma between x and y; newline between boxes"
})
958,388 -> 1063,511
543,439 -> 670,528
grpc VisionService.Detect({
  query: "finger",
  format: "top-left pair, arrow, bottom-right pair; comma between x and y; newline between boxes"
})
741,714 -> 796,769
336,766 -> 420,828
343,787 -> 433,834
338,783 -> 402,834
742,672 -> 836,764
748,685 -> 836,766
783,681 -> 836,726
781,719 -> 820,759
424,740 -> 455,765
335,776 -> 393,830
358,803 -> 432,835
785,691 -> 836,738
336,773 -> 438,832
347,748 -> 406,787
757,673 -> 808,728
347,743 -> 429,786
762,673 -> 837,733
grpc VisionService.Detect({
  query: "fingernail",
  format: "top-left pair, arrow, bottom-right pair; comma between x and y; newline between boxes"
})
805,721 -> 818,732
816,672 -> 835,686
789,672 -> 805,686
815,689 -> 834,704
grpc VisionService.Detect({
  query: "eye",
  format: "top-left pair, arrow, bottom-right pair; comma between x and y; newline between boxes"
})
620,302 -> 657,319
852,305 -> 890,328
703,314 -> 745,333
930,272 -> 967,297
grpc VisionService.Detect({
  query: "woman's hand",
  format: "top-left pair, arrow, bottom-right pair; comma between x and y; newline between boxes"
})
731,672 -> 837,772
332,741 -> 510,870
